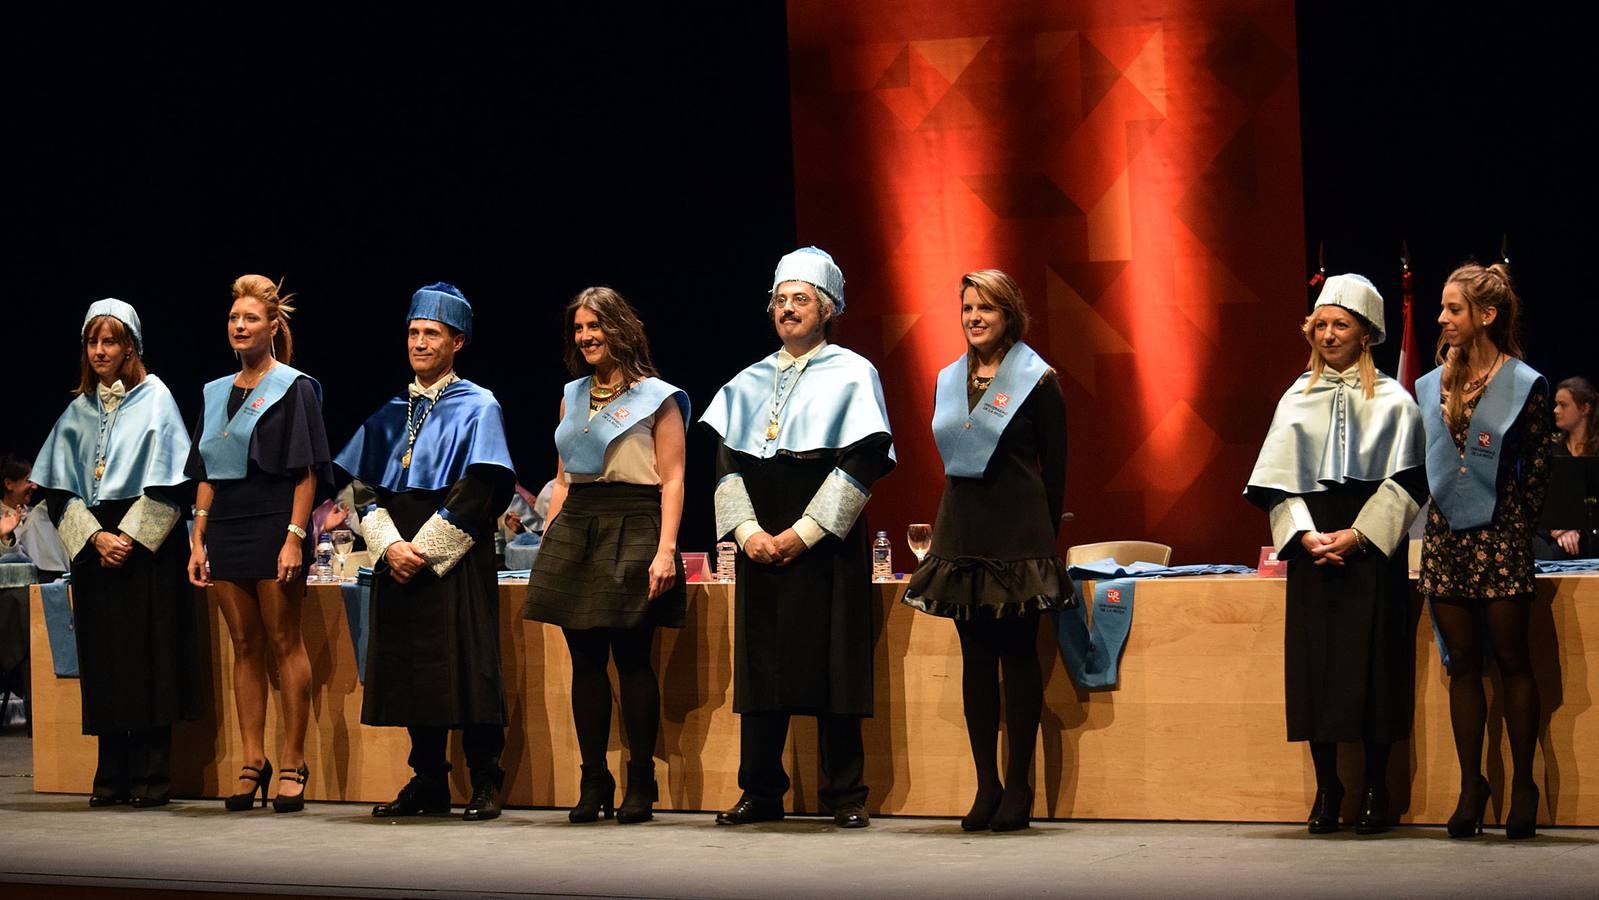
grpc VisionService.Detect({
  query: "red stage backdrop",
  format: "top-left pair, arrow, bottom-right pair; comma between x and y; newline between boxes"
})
787,0 -> 1307,565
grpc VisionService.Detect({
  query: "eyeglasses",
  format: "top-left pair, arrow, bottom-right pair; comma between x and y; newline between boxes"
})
773,295 -> 816,309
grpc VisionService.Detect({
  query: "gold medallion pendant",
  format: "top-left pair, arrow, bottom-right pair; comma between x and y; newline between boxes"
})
401,450 -> 412,469
94,460 -> 106,480
766,421 -> 779,441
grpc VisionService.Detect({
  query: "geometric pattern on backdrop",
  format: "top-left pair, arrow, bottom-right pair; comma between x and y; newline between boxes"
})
788,1 -> 1307,563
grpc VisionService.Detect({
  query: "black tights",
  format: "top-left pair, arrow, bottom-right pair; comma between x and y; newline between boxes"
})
563,625 -> 660,770
1309,740 -> 1389,794
1430,594 -> 1540,789
954,614 -> 1044,791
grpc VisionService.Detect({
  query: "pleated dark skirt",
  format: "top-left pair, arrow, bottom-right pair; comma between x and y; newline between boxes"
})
523,482 -> 686,630
903,554 -> 1072,620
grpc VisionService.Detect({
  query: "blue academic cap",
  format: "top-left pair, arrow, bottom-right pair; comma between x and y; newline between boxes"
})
82,298 -> 144,355
407,282 -> 473,343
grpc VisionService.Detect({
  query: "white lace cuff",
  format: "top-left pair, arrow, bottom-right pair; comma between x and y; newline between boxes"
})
1268,496 -> 1316,554
803,468 -> 870,538
118,496 -> 181,553
1353,478 -> 1422,560
715,473 -> 757,541
364,506 -> 404,562
413,512 -> 475,577
732,520 -> 762,551
59,498 -> 101,559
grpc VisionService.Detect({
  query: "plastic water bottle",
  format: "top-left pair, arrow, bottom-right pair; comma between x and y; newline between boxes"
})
872,531 -> 892,582
312,535 -> 334,583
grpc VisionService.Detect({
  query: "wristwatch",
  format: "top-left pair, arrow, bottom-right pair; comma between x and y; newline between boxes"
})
286,523 -> 307,540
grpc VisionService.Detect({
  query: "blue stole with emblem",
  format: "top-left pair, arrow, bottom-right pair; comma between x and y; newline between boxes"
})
932,343 -> 1050,478
700,344 -> 896,460
1417,357 -> 1544,531
1056,576 -> 1133,690
196,364 -> 313,481
555,377 -> 690,475
341,568 -> 373,683
335,379 -> 516,493
32,376 -> 191,507
39,578 -> 79,677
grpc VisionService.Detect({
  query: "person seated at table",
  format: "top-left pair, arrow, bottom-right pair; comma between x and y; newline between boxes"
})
1,453 -> 71,580
1245,274 -> 1427,835
1536,376 -> 1596,559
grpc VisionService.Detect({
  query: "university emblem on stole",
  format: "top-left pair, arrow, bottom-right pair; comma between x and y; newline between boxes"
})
1477,431 -> 1492,449
251,396 -> 266,410
1106,588 -> 1122,604
993,392 -> 1010,409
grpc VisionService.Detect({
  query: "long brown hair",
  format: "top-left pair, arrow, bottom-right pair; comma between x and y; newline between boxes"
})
75,315 -> 147,396
1558,376 -> 1598,456
232,274 -> 297,364
563,286 -> 659,383
1437,262 -> 1523,431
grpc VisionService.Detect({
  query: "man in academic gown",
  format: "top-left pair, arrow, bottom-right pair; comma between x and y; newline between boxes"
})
335,283 -> 516,822
701,248 -> 895,828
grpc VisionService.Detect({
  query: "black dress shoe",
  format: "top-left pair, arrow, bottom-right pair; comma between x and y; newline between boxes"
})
833,802 -> 870,829
129,795 -> 170,809
715,795 -> 785,825
1307,784 -> 1343,835
1353,785 -> 1390,835
463,775 -> 503,822
88,793 -> 130,808
372,775 -> 451,818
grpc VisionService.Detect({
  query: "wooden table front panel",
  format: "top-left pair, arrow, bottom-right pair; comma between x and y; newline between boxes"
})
28,576 -> 1599,824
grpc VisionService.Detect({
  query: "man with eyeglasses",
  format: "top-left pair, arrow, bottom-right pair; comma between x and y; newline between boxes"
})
700,247 -> 896,829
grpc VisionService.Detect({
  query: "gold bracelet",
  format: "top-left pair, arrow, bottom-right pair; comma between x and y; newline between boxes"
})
193,508 -> 209,518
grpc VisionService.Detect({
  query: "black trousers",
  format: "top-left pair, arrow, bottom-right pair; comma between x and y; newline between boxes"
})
738,712 -> 867,808
406,724 -> 505,783
93,725 -> 172,800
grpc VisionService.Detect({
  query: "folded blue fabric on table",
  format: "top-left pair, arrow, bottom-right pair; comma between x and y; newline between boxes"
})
39,578 -> 78,678
1535,558 -> 1599,574
340,568 -> 373,683
1057,559 -> 1254,691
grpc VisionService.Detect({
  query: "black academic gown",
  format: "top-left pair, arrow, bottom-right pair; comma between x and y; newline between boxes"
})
1272,470 -> 1428,744
717,435 -> 895,717
46,491 -> 201,734
360,467 -> 513,728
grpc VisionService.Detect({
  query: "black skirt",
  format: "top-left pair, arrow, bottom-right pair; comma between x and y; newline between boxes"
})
904,554 -> 1071,620
523,482 -> 686,630
206,506 -> 311,582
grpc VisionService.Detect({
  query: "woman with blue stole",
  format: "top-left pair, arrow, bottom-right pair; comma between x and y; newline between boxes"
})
1418,262 -> 1552,839
185,275 -> 332,813
902,269 -> 1068,832
31,299 -> 197,807
1244,275 -> 1427,836
523,287 -> 689,825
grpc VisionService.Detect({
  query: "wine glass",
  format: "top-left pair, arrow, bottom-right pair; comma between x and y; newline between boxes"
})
906,523 -> 932,566
331,529 -> 355,580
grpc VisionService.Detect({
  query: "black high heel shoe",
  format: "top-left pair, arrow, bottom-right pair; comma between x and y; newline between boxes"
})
1353,784 -> 1390,835
1307,784 -> 1343,834
224,760 -> 272,811
990,784 -> 1034,832
1505,782 -> 1540,840
617,760 -> 657,824
273,765 -> 309,813
961,783 -> 1003,832
1446,774 -> 1489,839
569,767 -> 615,823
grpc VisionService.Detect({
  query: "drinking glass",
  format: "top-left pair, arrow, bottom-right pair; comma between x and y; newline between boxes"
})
906,523 -> 932,565
331,529 -> 355,580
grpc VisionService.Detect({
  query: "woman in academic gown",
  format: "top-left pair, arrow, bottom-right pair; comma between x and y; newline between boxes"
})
523,286 -> 689,824
31,299 -> 198,807
186,275 -> 332,813
1245,274 -> 1427,836
1418,262 -> 1552,839
901,269 -> 1070,833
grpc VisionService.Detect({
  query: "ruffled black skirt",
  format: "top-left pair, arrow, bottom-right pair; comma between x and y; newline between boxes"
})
522,482 -> 686,630
902,553 -> 1072,620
